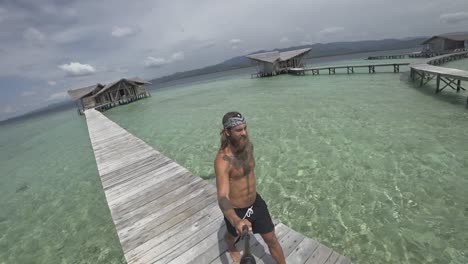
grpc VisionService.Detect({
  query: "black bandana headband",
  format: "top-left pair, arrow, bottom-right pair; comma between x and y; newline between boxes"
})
223,114 -> 245,129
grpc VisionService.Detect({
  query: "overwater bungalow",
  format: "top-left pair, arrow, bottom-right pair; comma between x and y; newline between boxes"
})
422,33 -> 468,55
67,77 -> 151,114
247,48 -> 311,77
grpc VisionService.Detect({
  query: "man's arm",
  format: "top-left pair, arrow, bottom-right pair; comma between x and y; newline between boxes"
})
214,154 -> 241,227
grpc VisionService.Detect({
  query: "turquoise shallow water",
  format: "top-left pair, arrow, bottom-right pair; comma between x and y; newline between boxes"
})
106,59 -> 468,264
1,56 -> 467,264
0,111 -> 125,263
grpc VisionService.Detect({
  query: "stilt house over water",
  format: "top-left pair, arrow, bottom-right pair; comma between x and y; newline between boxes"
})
247,48 -> 311,77
422,33 -> 468,54
67,77 -> 151,114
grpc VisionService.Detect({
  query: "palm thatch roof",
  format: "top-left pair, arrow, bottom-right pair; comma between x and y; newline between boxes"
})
246,48 -> 312,63
67,77 -> 150,100
279,48 -> 312,61
422,33 -> 468,44
246,51 -> 280,63
67,84 -> 102,100
127,77 -> 151,84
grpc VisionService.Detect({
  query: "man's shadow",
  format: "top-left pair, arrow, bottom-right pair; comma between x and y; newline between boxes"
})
217,222 -> 274,264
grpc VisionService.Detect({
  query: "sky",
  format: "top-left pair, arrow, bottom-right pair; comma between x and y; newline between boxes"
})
0,0 -> 468,121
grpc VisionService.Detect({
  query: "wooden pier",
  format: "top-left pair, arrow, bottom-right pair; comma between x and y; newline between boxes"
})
366,48 -> 468,60
409,51 -> 468,103
84,109 -> 352,264
289,63 -> 410,76
367,54 -> 409,60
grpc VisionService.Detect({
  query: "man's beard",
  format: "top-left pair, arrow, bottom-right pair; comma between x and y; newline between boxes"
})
228,135 -> 252,159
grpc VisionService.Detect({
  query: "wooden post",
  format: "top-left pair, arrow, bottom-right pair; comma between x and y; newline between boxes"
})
457,80 -> 461,92
420,72 -> 425,87
436,74 -> 440,93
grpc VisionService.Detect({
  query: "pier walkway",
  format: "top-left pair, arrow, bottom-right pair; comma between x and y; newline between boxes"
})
409,51 -> 468,103
288,63 -> 410,76
84,109 -> 352,264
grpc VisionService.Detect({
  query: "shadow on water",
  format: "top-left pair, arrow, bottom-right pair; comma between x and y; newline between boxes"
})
400,72 -> 468,108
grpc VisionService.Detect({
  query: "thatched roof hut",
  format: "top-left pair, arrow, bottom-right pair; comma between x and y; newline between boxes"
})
67,77 -> 151,114
246,48 -> 311,76
422,33 -> 468,53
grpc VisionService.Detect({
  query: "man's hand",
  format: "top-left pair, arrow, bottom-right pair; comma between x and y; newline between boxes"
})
235,219 -> 252,236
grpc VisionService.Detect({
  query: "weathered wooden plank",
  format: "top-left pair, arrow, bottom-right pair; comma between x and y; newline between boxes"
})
113,174 -> 205,227
100,153 -> 166,179
184,224 -> 229,264
126,202 -> 221,263
323,251 -> 341,264
286,238 -> 320,263
113,172 -> 201,217
108,165 -> 189,207
276,229 -> 305,257
151,215 -> 224,263
116,179 -> 213,236
106,162 -> 183,200
166,223 -> 227,264
105,162 -> 181,199
335,254 -> 352,264
120,192 -> 217,250
305,244 -> 333,264
103,157 -> 173,190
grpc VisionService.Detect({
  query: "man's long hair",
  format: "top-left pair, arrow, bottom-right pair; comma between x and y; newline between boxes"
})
219,111 -> 242,151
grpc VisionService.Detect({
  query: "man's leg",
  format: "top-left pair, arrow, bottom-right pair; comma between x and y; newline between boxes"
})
261,231 -> 286,264
225,231 -> 241,262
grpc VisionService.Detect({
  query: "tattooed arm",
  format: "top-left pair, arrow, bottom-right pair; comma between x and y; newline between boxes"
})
214,153 -> 241,228
215,153 -> 255,237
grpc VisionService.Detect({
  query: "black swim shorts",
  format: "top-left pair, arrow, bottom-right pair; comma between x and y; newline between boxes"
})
224,193 -> 275,237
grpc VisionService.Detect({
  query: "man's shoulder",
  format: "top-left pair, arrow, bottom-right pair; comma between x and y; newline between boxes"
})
215,149 -> 232,164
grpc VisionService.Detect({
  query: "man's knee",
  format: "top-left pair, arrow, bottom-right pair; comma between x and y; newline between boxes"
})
261,232 -> 280,247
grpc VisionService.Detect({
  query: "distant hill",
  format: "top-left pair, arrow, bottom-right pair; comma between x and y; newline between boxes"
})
149,37 -> 427,85
0,100 -> 75,125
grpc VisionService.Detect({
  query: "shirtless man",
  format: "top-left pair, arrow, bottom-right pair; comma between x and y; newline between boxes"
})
214,112 -> 286,264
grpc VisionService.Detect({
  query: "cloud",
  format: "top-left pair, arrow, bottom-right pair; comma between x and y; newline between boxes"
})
171,51 -> 184,61
3,105 -> 14,113
144,56 -> 168,68
440,12 -> 468,24
21,91 -> 36,96
51,26 -> 95,44
319,26 -> 345,35
48,91 -> 68,101
144,52 -> 184,68
59,62 -> 96,76
198,41 -> 216,49
111,26 -> 136,37
230,39 -> 242,44
230,39 -> 242,50
23,27 -> 46,45
280,37 -> 290,43
48,81 -> 57,86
